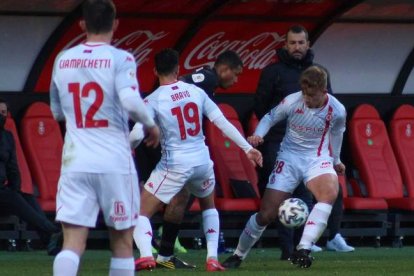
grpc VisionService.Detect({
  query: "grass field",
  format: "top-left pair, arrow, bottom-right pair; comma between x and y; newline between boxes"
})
2,247 -> 414,275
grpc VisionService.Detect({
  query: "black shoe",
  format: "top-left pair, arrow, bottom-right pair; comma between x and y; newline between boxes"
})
280,249 -> 292,260
47,232 -> 63,256
156,256 -> 196,269
290,249 -> 313,268
222,254 -> 243,269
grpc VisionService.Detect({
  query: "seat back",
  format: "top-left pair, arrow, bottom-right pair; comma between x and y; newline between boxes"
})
348,104 -> 403,199
389,104 -> 414,197
4,115 -> 33,194
205,104 -> 259,199
20,102 -> 63,210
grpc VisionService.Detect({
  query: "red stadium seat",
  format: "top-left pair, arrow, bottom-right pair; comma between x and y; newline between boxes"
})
389,104 -> 414,197
4,115 -> 33,194
20,102 -> 63,212
348,104 -> 414,211
205,104 -> 260,212
339,174 -> 388,211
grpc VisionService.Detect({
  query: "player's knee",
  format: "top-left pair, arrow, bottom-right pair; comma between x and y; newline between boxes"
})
257,209 -> 277,226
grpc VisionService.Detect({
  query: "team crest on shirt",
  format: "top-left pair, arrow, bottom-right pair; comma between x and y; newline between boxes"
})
191,73 -> 205,83
325,113 -> 332,122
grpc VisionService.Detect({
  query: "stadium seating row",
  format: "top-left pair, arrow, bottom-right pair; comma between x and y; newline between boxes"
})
2,102 -> 414,244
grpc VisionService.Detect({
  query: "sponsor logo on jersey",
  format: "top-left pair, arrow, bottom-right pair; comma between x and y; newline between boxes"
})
320,161 -> 331,168
191,73 -> 205,83
201,179 -> 214,191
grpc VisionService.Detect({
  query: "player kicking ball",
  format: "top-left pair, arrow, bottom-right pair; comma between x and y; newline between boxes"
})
130,48 -> 263,272
223,65 -> 346,269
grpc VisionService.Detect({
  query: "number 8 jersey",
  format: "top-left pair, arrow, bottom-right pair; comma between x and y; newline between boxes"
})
50,42 -> 140,174
144,80 -> 223,167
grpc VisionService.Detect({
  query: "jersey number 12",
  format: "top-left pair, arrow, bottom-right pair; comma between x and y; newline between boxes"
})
68,82 -> 108,128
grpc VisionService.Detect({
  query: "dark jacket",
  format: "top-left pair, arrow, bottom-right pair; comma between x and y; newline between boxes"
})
180,66 -> 219,100
0,130 -> 20,191
254,48 -> 332,141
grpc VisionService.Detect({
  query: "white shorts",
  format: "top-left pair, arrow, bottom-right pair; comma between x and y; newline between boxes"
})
56,172 -> 139,230
266,151 -> 336,193
144,160 -> 215,204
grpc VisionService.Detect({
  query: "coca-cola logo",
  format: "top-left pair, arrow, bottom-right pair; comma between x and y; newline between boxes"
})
62,30 -> 169,66
184,32 -> 285,70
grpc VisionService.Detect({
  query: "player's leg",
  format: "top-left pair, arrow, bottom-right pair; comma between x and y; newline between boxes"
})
292,167 -> 338,269
98,173 -> 140,274
159,188 -> 190,257
156,188 -> 196,269
187,162 -> 224,271
108,227 -> 135,276
53,173 -> 100,276
223,156 -> 299,268
53,223 -> 88,276
326,185 -> 354,252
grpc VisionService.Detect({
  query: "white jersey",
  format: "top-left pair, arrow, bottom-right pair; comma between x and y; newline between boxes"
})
144,80 -> 222,167
255,92 -> 346,160
50,42 -> 140,174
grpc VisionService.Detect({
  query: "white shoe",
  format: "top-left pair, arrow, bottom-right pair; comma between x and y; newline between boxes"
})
310,244 -> 322,252
326,234 -> 355,252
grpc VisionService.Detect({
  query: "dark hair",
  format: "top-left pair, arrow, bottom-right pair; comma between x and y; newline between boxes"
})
154,48 -> 179,76
215,50 -> 243,70
287,25 -> 309,41
300,66 -> 327,90
82,0 -> 116,34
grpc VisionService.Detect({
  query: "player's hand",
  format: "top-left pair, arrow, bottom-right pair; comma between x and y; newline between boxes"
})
247,148 -> 263,167
143,125 -> 160,148
247,135 -> 264,147
334,163 -> 346,175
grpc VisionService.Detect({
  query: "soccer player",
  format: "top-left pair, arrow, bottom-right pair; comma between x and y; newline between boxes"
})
131,48 -> 262,272
223,65 -> 346,269
131,50 -> 244,270
50,1 -> 159,275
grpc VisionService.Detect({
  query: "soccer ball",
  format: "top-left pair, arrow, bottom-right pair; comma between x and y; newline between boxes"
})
278,198 -> 309,228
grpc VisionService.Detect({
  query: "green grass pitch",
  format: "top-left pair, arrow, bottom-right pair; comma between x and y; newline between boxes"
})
1,247 -> 414,275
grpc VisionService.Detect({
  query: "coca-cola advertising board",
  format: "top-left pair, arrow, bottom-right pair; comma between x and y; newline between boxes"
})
34,18 -> 190,93
180,21 -> 315,93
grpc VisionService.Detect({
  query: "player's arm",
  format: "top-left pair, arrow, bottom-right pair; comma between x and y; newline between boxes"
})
203,94 -> 263,167
116,53 -> 159,147
50,54 -> 65,121
250,98 -> 289,146
330,107 -> 347,174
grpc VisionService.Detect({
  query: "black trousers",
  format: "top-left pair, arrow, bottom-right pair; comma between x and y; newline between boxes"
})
0,189 -> 58,243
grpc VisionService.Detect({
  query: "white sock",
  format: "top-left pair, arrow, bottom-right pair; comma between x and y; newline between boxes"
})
156,255 -> 172,262
109,257 -> 134,276
202,208 -> 219,260
298,202 -> 332,250
133,216 -> 153,258
53,250 -> 80,276
234,213 -> 266,260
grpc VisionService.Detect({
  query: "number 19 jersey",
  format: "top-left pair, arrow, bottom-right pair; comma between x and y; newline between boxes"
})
144,80 -> 222,167
50,43 -> 140,174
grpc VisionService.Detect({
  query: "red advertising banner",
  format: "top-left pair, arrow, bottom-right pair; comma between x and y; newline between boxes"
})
217,0 -> 341,17
180,21 -> 316,94
34,18 -> 190,93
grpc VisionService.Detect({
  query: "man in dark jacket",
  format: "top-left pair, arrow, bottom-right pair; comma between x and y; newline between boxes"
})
254,25 -> 353,260
0,99 -> 61,255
